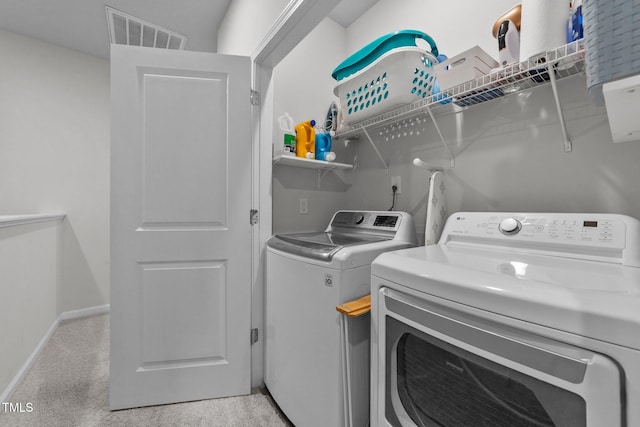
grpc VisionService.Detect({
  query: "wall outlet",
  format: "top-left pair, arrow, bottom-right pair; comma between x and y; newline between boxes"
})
391,176 -> 402,194
299,198 -> 308,214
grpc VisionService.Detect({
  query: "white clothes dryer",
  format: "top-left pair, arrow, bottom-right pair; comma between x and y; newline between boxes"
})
266,210 -> 417,427
371,212 -> 640,427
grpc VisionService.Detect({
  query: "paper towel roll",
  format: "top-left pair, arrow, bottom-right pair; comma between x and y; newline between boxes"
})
520,0 -> 568,63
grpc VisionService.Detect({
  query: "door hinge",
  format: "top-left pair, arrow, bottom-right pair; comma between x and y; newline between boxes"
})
250,90 -> 260,106
251,328 -> 259,345
250,209 -> 259,225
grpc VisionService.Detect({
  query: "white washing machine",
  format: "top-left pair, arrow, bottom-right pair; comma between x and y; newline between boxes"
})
266,210 -> 417,427
371,212 -> 640,427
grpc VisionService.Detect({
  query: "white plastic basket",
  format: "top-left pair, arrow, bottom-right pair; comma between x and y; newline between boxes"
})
433,45 -> 499,91
333,47 -> 439,125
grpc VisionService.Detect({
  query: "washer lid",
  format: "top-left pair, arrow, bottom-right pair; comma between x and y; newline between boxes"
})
372,244 -> 640,350
267,232 -> 389,261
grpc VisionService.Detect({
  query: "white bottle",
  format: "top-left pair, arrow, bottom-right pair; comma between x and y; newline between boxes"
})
276,113 -> 296,157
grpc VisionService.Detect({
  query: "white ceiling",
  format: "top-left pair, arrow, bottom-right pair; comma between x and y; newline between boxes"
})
329,0 -> 379,28
0,0 -> 378,60
0,0 -> 232,59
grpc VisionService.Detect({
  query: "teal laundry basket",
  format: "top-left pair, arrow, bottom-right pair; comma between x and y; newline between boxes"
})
332,30 -> 441,125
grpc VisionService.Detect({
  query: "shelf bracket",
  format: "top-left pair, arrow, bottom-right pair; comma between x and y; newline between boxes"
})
361,126 -> 389,173
425,105 -> 455,168
548,64 -> 572,153
317,167 -> 334,188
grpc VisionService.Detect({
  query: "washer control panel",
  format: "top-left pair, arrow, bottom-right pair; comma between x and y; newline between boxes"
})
330,210 -> 402,230
326,210 -> 417,244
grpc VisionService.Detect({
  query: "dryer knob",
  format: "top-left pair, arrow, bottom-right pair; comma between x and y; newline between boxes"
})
355,214 -> 365,225
499,218 -> 522,235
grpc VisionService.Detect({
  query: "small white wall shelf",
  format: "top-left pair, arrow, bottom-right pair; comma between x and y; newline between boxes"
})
273,154 -> 353,187
335,39 -> 586,156
273,154 -> 353,171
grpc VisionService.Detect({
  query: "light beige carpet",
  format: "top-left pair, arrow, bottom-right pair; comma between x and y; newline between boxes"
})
0,314 -> 290,427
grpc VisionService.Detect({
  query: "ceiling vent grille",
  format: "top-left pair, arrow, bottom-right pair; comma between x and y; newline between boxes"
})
106,6 -> 186,50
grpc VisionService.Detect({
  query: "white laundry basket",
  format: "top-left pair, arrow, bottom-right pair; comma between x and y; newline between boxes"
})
334,48 -> 439,124
332,30 -> 440,125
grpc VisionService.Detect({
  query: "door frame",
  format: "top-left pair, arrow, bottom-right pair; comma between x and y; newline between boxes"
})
249,0 -> 342,387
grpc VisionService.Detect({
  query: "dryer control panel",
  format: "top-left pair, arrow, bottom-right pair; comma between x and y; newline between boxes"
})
441,212 -> 640,267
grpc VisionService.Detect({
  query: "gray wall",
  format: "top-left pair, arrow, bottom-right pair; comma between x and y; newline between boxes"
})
0,220 -> 60,399
217,0 -> 290,56
272,0 -> 640,244
340,76 -> 640,244
0,30 -> 110,311
272,17 -> 350,234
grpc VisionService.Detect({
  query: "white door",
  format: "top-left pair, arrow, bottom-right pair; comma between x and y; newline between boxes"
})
109,45 -> 252,410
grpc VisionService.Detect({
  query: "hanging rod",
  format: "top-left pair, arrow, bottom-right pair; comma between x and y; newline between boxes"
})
413,158 -> 444,171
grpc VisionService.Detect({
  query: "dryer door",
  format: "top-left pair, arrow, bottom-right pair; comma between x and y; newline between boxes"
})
376,286 -> 622,427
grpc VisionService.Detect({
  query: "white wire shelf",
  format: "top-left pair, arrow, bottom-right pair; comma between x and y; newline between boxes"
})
335,39 -> 586,140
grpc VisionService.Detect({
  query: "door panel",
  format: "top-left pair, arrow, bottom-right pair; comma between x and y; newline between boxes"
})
142,71 -> 228,227
140,261 -> 227,366
110,45 -> 251,410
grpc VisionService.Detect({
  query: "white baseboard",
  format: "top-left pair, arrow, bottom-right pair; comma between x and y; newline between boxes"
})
59,304 -> 110,322
0,304 -> 110,402
0,316 -> 60,403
